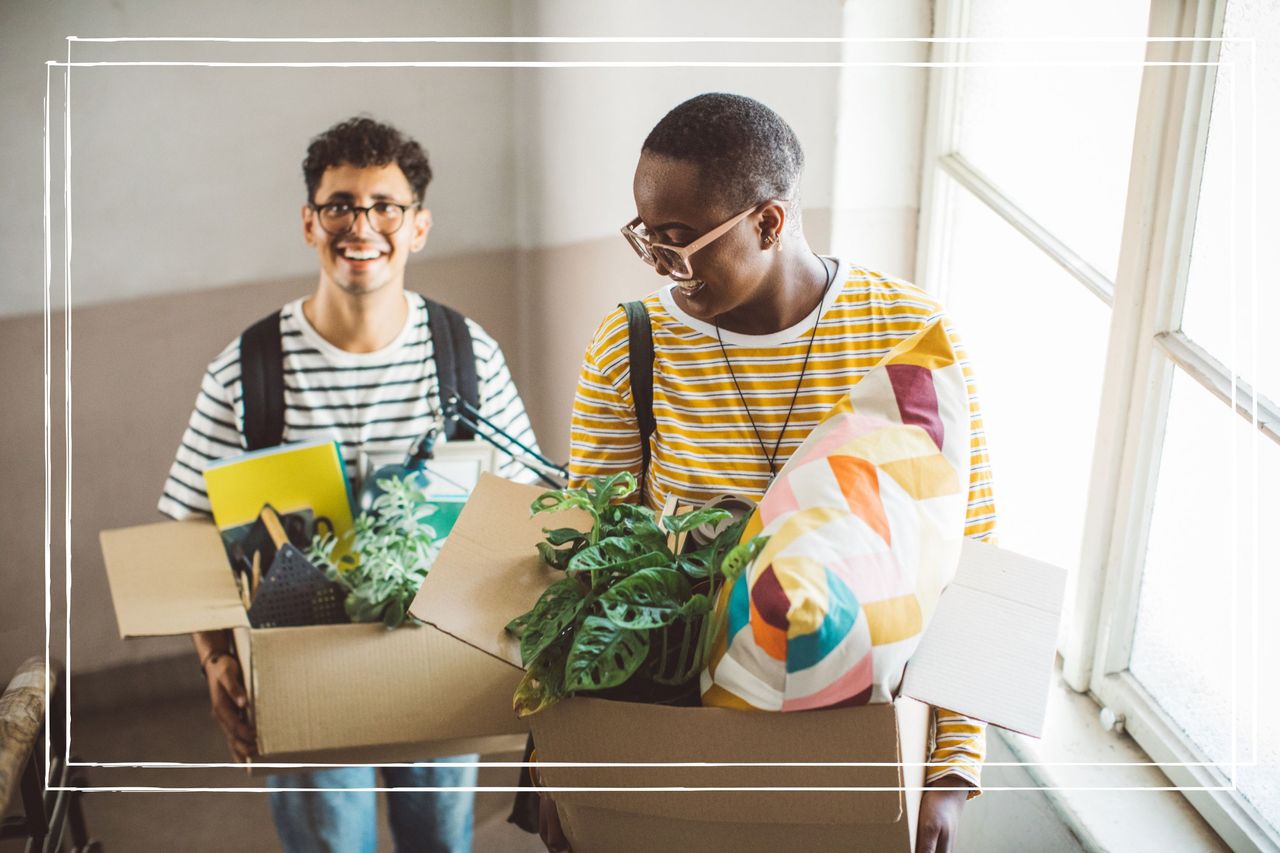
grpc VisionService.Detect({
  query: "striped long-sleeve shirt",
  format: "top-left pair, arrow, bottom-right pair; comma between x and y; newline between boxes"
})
569,261 -> 996,793
159,292 -> 540,520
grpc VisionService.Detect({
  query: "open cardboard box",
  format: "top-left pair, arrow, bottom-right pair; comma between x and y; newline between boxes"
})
99,520 -> 527,768
410,474 -> 1067,852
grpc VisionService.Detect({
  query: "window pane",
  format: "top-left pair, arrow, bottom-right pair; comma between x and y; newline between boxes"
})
1130,368 -> 1279,833
957,0 -> 1151,280
940,177 -> 1110,635
1181,0 -> 1279,404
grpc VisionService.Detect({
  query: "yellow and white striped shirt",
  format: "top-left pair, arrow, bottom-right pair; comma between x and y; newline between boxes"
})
569,261 -> 996,791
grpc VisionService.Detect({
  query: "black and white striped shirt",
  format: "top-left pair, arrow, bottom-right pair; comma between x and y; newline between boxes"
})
159,292 -> 539,520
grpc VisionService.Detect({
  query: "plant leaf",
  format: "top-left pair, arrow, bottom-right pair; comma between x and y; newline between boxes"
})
382,598 -> 406,629
563,616 -> 650,693
721,534 -> 770,583
535,541 -> 576,570
674,550 -> 713,580
599,504 -> 669,553
517,577 -> 589,666
543,526 -> 589,547
584,472 -> 638,513
566,536 -> 668,576
598,567 -> 691,629
681,593 -> 711,618
662,507 -> 732,536
505,609 -> 533,635
345,590 -> 384,624
513,637 -> 571,717
530,491 -> 596,517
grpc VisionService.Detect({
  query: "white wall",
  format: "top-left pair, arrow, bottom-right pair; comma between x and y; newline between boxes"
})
829,0 -> 933,281
511,0 -> 843,249
0,0 -> 519,316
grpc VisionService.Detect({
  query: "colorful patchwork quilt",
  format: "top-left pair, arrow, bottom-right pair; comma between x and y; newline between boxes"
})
701,319 -> 970,710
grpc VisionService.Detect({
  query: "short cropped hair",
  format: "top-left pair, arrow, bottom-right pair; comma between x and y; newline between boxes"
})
302,116 -> 433,203
641,93 -> 804,212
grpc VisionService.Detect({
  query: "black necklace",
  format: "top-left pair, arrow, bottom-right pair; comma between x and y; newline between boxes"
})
714,256 -> 838,481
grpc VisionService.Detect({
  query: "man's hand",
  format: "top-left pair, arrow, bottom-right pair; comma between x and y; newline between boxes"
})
202,650 -> 257,761
536,790 -> 571,852
915,776 -> 972,853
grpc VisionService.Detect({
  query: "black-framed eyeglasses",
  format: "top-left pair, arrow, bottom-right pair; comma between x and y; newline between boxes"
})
309,201 -> 418,236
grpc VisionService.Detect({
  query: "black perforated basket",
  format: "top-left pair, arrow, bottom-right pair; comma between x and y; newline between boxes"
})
245,543 -> 349,629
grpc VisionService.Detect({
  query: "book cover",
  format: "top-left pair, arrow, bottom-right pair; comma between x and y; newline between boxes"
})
203,439 -> 355,554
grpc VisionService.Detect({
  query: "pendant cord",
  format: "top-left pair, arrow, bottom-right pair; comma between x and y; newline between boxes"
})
715,256 -> 838,479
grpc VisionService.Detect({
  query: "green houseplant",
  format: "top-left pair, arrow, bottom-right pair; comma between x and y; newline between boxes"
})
505,472 -> 767,716
308,475 -> 439,629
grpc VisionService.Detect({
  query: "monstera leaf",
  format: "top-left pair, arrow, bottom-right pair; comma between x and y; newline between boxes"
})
567,536 -> 668,577
543,527 -> 590,547
514,636 -> 571,718
599,503 -> 669,552
563,615 -> 651,693
510,576 -> 590,666
599,567 -> 691,629
662,507 -> 732,536
721,535 -> 770,583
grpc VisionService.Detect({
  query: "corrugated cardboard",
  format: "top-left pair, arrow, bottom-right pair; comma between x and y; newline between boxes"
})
901,540 -> 1066,737
529,696 -> 930,852
411,474 -> 1066,852
98,520 -> 527,765
100,522 -> 249,637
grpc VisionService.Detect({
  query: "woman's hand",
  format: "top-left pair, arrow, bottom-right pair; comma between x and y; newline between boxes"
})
914,775 -> 972,853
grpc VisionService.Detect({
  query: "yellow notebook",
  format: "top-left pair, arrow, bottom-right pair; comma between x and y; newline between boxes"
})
203,439 -> 354,539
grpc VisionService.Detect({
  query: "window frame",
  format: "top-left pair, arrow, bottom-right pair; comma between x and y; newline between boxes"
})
915,0 -> 1279,848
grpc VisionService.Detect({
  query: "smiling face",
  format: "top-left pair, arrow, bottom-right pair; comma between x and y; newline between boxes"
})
632,152 -> 784,326
302,162 -> 431,299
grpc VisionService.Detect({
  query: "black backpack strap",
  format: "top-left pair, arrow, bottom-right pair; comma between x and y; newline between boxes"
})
240,310 -> 285,451
425,297 -> 479,442
621,301 -> 655,493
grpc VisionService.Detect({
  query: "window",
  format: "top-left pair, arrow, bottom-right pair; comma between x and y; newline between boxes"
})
916,0 -> 1279,847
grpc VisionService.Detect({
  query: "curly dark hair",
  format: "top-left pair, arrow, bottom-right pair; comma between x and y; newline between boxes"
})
302,116 -> 433,203
641,93 -> 804,213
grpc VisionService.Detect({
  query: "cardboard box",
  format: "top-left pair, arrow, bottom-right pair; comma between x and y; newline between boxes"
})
529,695 -> 931,852
411,474 -> 1067,852
99,520 -> 527,766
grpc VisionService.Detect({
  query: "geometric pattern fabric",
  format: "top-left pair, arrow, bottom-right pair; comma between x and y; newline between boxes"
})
702,319 -> 969,711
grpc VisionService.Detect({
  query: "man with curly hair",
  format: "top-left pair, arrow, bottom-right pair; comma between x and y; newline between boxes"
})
159,116 -> 539,852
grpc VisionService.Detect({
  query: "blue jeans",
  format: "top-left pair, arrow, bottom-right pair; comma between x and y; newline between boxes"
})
267,755 -> 478,853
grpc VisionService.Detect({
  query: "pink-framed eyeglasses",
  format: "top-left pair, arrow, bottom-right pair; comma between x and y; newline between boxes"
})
620,203 -> 761,281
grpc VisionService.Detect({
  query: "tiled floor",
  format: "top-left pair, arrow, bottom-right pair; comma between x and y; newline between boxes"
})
4,691 -> 545,853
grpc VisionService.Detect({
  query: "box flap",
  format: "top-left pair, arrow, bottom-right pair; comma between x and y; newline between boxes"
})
248,622 -> 526,756
99,521 -> 248,637
901,539 -> 1066,737
530,697 -> 911,827
410,474 -> 587,667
